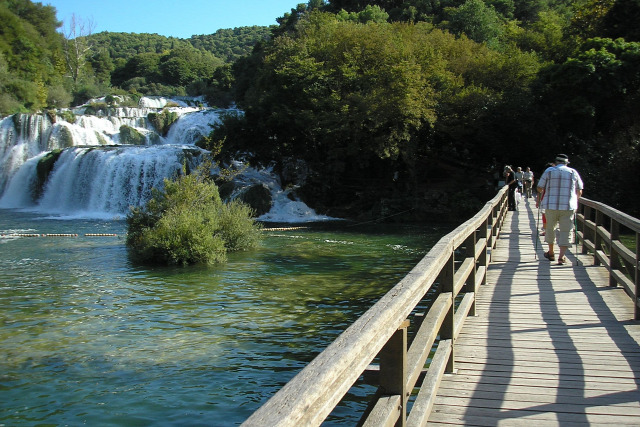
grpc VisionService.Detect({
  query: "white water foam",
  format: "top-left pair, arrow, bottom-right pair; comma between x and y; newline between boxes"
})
0,105 -> 333,222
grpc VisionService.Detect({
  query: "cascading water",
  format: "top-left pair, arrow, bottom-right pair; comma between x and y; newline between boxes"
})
0,114 -> 53,193
0,97 -> 331,222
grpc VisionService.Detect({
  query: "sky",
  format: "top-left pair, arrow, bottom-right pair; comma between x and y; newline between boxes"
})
45,0 -> 303,39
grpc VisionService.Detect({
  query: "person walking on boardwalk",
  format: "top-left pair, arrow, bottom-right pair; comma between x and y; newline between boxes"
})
504,166 -> 517,211
536,154 -> 584,265
523,167 -> 534,199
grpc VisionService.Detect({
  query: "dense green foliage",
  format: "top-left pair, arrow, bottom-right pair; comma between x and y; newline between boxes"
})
0,0 -> 62,112
202,0 -> 640,218
126,169 -> 262,265
188,26 -> 273,62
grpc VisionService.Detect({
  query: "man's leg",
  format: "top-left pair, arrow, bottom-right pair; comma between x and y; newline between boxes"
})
557,210 -> 574,261
544,209 -> 561,258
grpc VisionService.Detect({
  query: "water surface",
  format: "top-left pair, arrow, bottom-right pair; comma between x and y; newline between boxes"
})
0,210 -> 447,426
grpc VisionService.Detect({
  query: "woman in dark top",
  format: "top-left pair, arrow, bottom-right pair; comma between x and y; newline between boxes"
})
504,166 -> 517,211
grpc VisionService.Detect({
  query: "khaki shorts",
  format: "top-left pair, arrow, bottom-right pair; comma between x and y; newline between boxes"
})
544,209 -> 575,247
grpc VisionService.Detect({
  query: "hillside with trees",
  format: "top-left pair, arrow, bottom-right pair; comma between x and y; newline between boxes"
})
207,0 -> 640,219
0,0 -> 271,111
1,0 -> 639,219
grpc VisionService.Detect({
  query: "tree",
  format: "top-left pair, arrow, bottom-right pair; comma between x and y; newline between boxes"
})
537,37 -> 640,139
443,0 -> 505,48
534,37 -> 640,215
0,0 -> 64,114
126,166 -> 262,266
61,13 -> 95,86
336,4 -> 389,23
88,48 -> 114,85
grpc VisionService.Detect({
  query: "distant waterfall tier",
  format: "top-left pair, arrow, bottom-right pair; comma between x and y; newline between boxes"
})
0,145 -> 205,218
0,98 -> 331,222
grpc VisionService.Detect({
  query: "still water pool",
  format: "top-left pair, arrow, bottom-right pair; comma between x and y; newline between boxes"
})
0,209 -> 448,426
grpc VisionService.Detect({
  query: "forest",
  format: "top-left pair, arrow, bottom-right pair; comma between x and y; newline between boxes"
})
1,0 -> 639,219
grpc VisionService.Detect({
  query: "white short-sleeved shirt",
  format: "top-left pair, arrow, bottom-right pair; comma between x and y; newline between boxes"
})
537,164 -> 584,210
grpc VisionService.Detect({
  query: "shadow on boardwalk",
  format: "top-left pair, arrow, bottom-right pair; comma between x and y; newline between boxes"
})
428,199 -> 640,426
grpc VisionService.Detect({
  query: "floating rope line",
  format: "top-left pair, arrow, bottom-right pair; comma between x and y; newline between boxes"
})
85,233 -> 118,236
263,226 -> 308,232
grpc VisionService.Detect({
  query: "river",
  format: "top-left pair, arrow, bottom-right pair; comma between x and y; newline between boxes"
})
0,209 -> 447,426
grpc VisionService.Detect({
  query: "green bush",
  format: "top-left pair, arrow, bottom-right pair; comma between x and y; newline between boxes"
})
59,110 -> 76,124
147,108 -> 179,136
0,93 -> 24,116
84,102 -> 109,115
126,169 -> 262,265
119,125 -> 146,145
46,85 -> 73,109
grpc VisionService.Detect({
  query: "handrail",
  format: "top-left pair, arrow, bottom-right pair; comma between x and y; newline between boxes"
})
242,186 -> 509,426
576,197 -> 640,319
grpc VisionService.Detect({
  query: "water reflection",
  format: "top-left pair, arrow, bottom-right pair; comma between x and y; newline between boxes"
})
0,210 -> 447,425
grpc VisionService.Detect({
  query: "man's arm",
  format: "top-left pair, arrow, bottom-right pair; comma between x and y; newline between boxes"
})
536,186 -> 545,208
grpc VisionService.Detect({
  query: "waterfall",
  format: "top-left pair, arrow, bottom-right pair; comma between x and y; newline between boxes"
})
165,109 -> 223,145
0,97 -> 332,222
36,146 -> 199,217
0,114 -> 53,194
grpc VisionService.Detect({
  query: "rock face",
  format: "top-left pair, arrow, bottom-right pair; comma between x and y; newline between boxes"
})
35,150 -> 63,199
118,125 -> 146,145
238,184 -> 273,217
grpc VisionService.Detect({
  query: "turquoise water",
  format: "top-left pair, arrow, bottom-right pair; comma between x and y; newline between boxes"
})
0,209 -> 447,426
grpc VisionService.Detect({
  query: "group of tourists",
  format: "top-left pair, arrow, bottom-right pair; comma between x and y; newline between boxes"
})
505,154 -> 584,266
503,165 -> 535,211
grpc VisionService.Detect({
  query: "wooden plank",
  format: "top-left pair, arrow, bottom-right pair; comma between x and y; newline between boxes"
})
406,339 -> 452,427
439,373 -> 638,393
427,405 -> 640,426
437,381 -> 640,402
428,204 -> 640,426
433,395 -> 640,416
362,395 -> 401,427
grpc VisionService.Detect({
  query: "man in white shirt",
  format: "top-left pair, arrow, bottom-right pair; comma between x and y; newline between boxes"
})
522,167 -> 534,198
536,154 -> 584,265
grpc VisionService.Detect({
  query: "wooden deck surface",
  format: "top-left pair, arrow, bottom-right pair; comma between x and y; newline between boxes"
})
428,199 -> 640,426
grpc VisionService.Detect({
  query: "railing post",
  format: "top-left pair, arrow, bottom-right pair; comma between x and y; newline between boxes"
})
594,209 -> 604,266
439,252 -> 455,373
633,232 -> 640,320
479,218 -> 489,275
379,320 -> 409,427
582,205 -> 592,255
610,219 -> 620,288
465,231 -> 478,316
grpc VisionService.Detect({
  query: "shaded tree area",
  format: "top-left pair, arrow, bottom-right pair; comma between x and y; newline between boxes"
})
206,0 -> 640,219
534,37 -> 640,213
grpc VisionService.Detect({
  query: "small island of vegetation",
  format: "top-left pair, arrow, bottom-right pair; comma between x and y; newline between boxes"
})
126,165 -> 262,265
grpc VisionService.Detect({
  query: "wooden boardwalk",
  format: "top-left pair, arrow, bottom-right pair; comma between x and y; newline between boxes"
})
428,199 -> 640,426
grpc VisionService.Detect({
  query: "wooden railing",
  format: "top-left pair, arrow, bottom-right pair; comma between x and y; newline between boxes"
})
576,198 -> 640,319
242,187 -> 509,426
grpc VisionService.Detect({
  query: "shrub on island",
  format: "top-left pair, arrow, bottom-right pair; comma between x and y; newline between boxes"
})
125,168 -> 262,265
